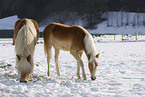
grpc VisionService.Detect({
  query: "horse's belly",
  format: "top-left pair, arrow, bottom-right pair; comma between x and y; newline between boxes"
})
53,41 -> 71,51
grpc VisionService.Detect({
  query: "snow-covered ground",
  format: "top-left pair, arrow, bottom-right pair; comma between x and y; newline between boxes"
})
0,38 -> 145,97
94,34 -> 145,42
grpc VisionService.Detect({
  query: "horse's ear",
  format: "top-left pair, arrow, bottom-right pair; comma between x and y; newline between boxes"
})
96,53 -> 100,58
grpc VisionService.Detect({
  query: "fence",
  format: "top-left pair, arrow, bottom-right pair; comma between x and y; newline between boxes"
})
93,34 -> 145,42
0,30 -> 43,38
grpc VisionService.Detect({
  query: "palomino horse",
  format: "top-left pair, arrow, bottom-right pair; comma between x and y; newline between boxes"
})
13,19 -> 39,83
43,22 -> 99,80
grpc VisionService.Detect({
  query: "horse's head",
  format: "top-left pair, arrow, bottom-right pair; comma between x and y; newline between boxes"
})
88,53 -> 99,81
16,55 -> 32,83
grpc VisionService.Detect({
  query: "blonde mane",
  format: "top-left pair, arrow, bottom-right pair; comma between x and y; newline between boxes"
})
15,19 -> 37,57
82,28 -> 97,63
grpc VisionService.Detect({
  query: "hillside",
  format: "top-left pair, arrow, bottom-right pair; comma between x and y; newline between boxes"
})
0,13 -> 145,38
0,0 -> 145,29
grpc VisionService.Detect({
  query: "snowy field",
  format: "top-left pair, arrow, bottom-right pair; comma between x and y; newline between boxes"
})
0,38 -> 145,97
0,14 -> 145,97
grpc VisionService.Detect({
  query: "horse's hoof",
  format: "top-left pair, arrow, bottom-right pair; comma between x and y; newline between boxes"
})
20,80 -> 28,83
83,78 -> 87,80
47,72 -> 50,76
77,76 -> 81,79
91,77 -> 96,81
83,75 -> 87,80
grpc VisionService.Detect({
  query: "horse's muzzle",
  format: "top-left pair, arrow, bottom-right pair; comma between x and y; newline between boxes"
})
20,80 -> 28,83
91,77 -> 96,81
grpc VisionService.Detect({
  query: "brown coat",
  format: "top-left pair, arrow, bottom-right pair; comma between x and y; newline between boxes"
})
43,22 -> 89,52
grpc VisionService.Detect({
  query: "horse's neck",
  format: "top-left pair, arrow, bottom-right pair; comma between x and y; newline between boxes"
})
83,34 -> 97,63
84,41 -> 97,63
84,51 -> 96,63
26,19 -> 37,43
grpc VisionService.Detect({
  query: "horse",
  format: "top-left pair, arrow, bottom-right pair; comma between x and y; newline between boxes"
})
13,19 -> 39,83
43,22 -> 99,80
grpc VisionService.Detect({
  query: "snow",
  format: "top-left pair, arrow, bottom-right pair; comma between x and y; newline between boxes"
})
0,38 -> 145,97
89,12 -> 145,35
94,34 -> 145,42
89,21 -> 145,35
0,14 -> 145,96
1,13 -> 145,34
0,15 -> 19,30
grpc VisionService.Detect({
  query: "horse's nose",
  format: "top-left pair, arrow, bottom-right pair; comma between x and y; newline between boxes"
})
91,77 -> 96,81
20,79 -> 28,83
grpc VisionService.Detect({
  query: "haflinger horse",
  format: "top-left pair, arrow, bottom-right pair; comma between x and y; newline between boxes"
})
13,19 -> 39,83
43,22 -> 99,80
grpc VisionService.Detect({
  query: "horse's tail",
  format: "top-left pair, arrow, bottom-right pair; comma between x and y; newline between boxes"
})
15,20 -> 37,81
43,23 -> 56,57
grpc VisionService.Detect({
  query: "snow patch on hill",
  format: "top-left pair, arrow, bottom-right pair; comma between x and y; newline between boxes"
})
0,15 -> 19,30
0,13 -> 145,34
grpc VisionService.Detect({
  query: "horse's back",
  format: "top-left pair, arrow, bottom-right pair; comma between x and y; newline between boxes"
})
43,22 -> 87,39
13,19 -> 39,44
43,22 -> 88,51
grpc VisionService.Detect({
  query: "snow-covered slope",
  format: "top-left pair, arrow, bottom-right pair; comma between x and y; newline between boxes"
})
0,13 -> 145,34
89,12 -> 145,34
0,15 -> 19,30
89,21 -> 145,34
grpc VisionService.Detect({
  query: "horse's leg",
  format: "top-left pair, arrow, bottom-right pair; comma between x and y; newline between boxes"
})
45,44 -> 52,76
70,50 -> 86,80
77,52 -> 83,79
54,48 -> 60,76
47,48 -> 52,76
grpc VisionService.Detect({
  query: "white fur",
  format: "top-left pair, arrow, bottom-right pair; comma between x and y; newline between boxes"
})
83,32 -> 97,63
15,19 -> 37,75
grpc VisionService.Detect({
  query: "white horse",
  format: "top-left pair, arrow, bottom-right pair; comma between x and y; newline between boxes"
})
43,22 -> 99,80
13,19 -> 39,83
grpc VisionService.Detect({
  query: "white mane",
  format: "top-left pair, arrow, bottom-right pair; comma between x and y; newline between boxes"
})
83,30 -> 97,63
15,19 -> 37,56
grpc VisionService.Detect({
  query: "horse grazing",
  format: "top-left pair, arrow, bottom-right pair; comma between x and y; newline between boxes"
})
43,22 -> 99,80
13,19 -> 39,83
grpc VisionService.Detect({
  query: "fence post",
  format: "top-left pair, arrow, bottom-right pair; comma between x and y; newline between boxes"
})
122,33 -> 124,41
136,33 -> 138,41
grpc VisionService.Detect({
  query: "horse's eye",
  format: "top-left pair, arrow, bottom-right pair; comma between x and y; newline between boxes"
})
27,55 -> 31,63
16,55 -> 20,60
